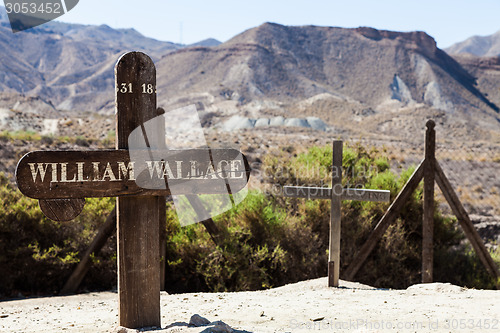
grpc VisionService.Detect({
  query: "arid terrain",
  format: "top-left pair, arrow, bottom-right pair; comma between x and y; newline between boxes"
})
1,4 -> 500,333
1,278 -> 499,332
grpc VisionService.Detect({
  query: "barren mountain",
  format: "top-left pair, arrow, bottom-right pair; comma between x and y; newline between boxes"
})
446,29 -> 500,57
155,23 -> 500,142
0,5 -> 180,112
2,12 -> 500,143
452,54 -> 500,109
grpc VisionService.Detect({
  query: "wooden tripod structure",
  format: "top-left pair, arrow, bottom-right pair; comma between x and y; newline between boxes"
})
344,120 -> 500,288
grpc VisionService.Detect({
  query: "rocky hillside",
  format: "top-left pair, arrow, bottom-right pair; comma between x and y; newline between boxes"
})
0,5 -> 180,113
1,11 -> 500,143
446,29 -> 500,57
155,23 -> 500,142
452,54 -> 500,110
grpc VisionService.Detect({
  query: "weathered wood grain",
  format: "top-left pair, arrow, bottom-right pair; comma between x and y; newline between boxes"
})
422,120 -> 435,283
38,198 -> 85,221
16,149 -> 250,199
116,51 -> 161,328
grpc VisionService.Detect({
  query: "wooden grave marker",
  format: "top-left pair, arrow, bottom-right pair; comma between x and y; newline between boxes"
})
15,52 -> 250,329
343,120 -> 500,288
283,141 -> 390,287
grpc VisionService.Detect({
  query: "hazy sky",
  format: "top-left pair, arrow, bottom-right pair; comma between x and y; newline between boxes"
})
56,0 -> 500,48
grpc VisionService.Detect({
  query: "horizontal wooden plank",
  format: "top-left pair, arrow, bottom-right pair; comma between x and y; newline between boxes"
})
16,148 -> 250,199
283,186 -> 390,202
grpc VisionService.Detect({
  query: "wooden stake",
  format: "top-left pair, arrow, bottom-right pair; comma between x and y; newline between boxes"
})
435,161 -> 500,289
116,52 -> 162,328
60,207 -> 117,295
157,108 -> 167,291
422,120 -> 435,283
329,141 -> 342,287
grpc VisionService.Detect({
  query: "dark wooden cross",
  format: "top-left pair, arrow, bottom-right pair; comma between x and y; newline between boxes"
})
15,52 -> 250,329
283,141 -> 390,287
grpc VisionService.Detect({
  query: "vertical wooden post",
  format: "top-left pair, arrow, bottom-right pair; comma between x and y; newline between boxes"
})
329,140 -> 342,287
116,52 -> 162,328
157,108 -> 167,291
422,120 -> 435,283
160,204 -> 167,291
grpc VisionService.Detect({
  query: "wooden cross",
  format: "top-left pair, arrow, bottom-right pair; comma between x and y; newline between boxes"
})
283,141 -> 390,287
15,52 -> 250,329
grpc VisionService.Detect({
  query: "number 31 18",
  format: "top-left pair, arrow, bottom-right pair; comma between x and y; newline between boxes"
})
118,83 -> 156,94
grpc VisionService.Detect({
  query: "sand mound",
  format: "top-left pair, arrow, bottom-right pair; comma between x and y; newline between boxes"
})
1,278 -> 498,332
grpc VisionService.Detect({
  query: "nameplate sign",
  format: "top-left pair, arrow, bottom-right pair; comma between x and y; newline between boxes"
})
16,148 -> 250,199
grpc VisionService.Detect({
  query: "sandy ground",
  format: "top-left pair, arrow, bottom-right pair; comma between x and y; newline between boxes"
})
0,278 -> 499,333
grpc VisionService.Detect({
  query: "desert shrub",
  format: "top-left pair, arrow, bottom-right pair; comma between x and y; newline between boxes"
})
0,130 -> 42,142
0,173 -> 115,297
274,143 -> 499,289
164,190 -> 325,293
1,142 -> 498,297
163,143 -> 499,292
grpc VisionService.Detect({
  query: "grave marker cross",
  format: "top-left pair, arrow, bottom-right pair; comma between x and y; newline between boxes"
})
15,52 -> 250,329
283,141 -> 390,287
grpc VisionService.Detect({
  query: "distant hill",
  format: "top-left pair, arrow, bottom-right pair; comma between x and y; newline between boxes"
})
154,23 -> 500,141
446,30 -> 500,57
188,38 -> 221,47
158,24 -> 495,111
1,10 -> 500,142
451,54 -> 500,111
0,5 -> 181,112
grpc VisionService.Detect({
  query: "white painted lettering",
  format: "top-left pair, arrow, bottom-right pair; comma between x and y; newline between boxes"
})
101,163 -> 117,181
146,161 -> 164,179
92,162 -> 100,181
28,163 -> 49,182
76,162 -> 87,182
117,162 -> 135,180
204,164 -> 218,180
50,163 -> 58,182
60,163 -> 77,183
189,161 -> 204,179
217,160 -> 230,179
176,161 -> 183,179
163,161 -> 176,179
230,160 -> 244,179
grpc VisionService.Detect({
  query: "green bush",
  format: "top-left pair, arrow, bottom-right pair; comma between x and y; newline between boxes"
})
164,191 -> 325,293
1,142 -> 498,297
164,143 -> 499,291
0,173 -> 115,297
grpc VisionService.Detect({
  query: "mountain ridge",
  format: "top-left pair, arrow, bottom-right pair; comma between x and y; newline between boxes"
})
0,5 -> 220,112
157,23 -> 498,112
446,29 -> 500,57
1,15 -> 500,143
